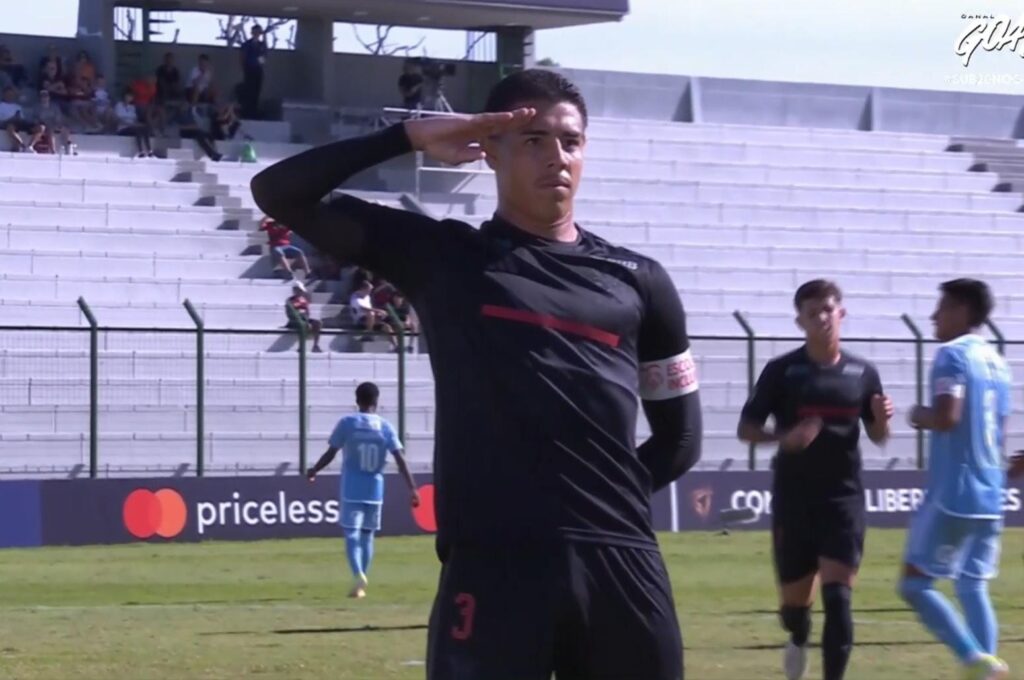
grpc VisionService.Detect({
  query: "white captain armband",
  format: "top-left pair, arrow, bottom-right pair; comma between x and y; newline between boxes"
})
639,349 -> 699,401
934,376 -> 965,399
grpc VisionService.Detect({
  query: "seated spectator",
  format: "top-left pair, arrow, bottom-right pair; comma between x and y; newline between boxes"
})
40,59 -> 68,101
91,75 -> 114,130
38,45 -> 63,85
352,267 -> 373,291
391,292 -> 418,337
211,101 -> 247,140
35,90 -> 74,154
0,45 -> 27,88
371,278 -> 397,308
114,89 -> 154,157
286,282 -> 323,353
186,54 -> 217,109
131,74 -> 165,134
173,104 -> 222,161
71,51 -> 96,90
260,217 -> 310,278
0,86 -> 39,152
348,280 -> 398,350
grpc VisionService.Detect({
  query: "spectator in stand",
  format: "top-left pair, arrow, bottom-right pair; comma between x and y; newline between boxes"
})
114,89 -> 153,157
1,86 -> 40,152
261,216 -> 310,279
186,54 -> 216,110
371,278 -> 397,309
239,24 -> 267,119
65,71 -> 101,132
155,52 -> 183,112
91,75 -> 114,130
286,281 -> 323,353
172,104 -> 222,161
211,101 -> 247,141
349,279 -> 398,350
398,60 -> 424,112
391,291 -> 418,344
35,90 -> 74,154
38,45 -> 63,84
131,73 -> 165,135
71,51 -> 96,89
40,59 -> 68,102
0,45 -> 27,88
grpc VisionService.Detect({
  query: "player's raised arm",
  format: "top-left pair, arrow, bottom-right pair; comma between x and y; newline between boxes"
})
636,262 -> 702,490
909,346 -> 965,432
250,111 -> 534,289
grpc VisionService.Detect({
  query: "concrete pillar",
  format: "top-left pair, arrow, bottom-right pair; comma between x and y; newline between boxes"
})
496,26 -> 535,76
76,0 -> 115,81
295,16 -> 335,103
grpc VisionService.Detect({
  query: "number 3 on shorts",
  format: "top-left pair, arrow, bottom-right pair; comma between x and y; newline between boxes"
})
451,592 -> 476,641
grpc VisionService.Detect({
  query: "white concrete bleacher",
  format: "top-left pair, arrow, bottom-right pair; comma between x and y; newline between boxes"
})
3,115 -> 1024,477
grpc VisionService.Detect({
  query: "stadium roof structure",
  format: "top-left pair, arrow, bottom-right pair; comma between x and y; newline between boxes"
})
128,0 -> 629,30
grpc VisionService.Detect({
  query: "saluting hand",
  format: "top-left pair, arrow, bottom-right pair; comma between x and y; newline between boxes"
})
871,394 -> 895,422
404,108 -> 536,166
780,417 -> 824,453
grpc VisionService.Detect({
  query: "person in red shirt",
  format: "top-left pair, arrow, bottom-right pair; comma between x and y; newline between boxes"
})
260,216 -> 310,279
286,281 -> 323,353
131,74 -> 165,135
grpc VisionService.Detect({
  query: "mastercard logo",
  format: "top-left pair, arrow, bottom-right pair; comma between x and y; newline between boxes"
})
123,488 -> 187,539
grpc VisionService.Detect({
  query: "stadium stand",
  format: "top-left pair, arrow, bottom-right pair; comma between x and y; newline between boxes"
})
5,114 -> 1024,478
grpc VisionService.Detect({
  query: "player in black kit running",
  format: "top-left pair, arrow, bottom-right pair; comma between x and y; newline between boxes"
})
737,280 -> 893,680
252,70 -> 702,680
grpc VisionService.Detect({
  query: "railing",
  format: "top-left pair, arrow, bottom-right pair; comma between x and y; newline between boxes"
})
0,303 -> 1016,478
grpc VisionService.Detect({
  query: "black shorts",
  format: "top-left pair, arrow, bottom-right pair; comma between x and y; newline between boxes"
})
426,541 -> 683,680
771,493 -> 865,584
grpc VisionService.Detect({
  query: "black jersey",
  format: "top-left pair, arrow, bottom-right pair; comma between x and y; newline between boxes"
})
252,124 -> 703,556
740,347 -> 883,499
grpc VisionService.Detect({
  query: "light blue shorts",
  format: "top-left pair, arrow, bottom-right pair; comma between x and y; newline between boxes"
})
904,502 -> 1002,580
341,500 -> 381,532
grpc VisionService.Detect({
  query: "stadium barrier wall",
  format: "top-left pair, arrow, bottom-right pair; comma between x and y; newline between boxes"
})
3,471 -> 1024,549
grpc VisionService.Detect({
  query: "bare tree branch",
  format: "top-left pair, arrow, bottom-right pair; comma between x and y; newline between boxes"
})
388,36 -> 425,56
464,32 -> 488,60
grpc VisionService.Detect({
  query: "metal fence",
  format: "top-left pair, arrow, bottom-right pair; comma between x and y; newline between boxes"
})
0,301 -> 1014,478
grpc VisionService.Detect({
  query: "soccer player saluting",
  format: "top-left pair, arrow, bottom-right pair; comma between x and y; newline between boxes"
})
252,69 -> 702,680
306,382 -> 420,599
899,279 -> 1017,680
737,280 -> 893,680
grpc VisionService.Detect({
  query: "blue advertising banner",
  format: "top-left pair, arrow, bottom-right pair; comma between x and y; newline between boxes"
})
15,469 -> 1024,549
673,470 -> 1024,532
38,475 -> 433,547
0,481 -> 41,548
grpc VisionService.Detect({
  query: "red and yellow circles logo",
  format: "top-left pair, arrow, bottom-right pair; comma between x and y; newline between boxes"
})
123,489 -> 187,539
412,484 -> 437,533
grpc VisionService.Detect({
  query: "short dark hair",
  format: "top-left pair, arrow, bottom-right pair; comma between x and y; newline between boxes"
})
794,279 -> 843,310
940,278 -> 994,327
356,382 -> 380,408
484,68 -> 588,128
199,53 -> 210,61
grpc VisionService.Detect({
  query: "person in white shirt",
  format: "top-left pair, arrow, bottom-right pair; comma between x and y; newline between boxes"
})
186,53 -> 216,110
1,85 -> 39,152
114,89 -> 153,157
348,280 -> 397,349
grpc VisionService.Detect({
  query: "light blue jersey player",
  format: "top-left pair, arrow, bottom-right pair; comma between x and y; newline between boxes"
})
307,382 -> 420,599
899,279 -> 1017,680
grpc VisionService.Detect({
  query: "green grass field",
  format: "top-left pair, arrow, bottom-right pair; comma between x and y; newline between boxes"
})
2,529 -> 1023,679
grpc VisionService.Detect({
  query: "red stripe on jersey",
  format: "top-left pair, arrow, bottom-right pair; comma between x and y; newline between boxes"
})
481,304 -> 620,348
797,405 -> 860,418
